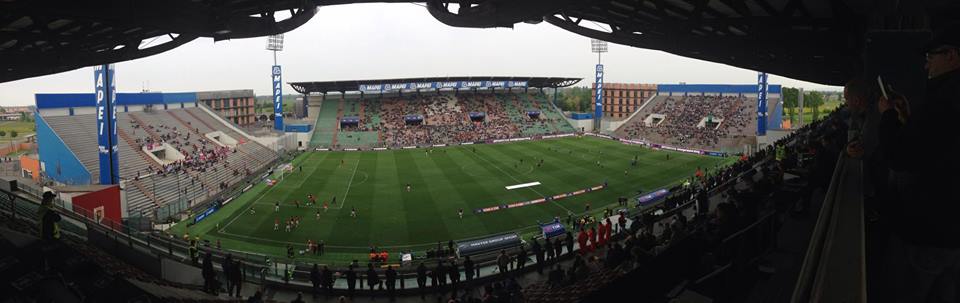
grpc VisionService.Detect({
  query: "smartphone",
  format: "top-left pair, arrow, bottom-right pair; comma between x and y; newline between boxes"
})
877,75 -> 889,99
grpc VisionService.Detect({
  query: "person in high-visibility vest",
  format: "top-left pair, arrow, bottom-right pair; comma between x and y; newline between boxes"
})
189,242 -> 199,265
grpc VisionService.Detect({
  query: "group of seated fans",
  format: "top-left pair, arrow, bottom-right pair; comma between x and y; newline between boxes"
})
620,95 -> 755,150
335,93 -> 570,148
130,120 -> 247,181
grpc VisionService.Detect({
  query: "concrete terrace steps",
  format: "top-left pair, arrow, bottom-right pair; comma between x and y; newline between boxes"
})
114,113 -> 164,180
116,127 -> 162,172
126,112 -> 162,143
130,178 -> 160,207
182,108 -> 219,136
309,99 -> 339,147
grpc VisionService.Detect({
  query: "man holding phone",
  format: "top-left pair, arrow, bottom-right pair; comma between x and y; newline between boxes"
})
879,26 -> 960,303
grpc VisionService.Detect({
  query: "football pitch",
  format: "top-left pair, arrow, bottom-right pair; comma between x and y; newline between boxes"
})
171,136 -> 733,263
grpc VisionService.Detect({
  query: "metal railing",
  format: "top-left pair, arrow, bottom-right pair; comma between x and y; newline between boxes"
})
791,154 -> 866,302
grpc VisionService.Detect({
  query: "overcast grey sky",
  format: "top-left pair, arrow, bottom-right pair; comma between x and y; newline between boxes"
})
0,3 -> 840,106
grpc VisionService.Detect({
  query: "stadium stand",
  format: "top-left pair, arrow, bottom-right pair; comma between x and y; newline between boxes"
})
37,99 -> 279,220
617,95 -> 760,151
311,92 -> 575,149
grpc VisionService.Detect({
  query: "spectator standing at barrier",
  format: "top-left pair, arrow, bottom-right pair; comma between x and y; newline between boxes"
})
554,236 -> 563,257
385,265 -> 397,299
880,27 -> 960,303
436,260 -> 447,289
322,265 -> 333,296
464,256 -> 475,281
532,239 -> 544,274
545,238 -> 555,262
229,260 -> 242,298
497,250 -> 510,274
565,231 -> 575,256
696,189 -> 709,217
449,260 -> 460,291
201,252 -> 216,294
311,264 -> 321,297
416,262 -> 427,297
223,254 -> 234,293
516,246 -> 527,270
366,263 -> 380,291
345,265 -> 357,298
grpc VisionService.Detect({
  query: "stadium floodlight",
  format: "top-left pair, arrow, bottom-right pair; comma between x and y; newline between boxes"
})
266,34 -> 284,65
591,39 -> 608,64
591,39 -> 608,54
266,34 -> 284,52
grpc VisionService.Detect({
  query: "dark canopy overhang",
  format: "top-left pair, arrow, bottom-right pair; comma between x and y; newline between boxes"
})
4,0 -> 959,86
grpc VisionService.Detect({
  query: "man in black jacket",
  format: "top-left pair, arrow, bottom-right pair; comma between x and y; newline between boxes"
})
229,260 -> 243,297
435,261 -> 447,288
463,256 -> 475,282
201,252 -> 216,294
879,27 -> 960,303
310,264 -> 321,297
345,265 -> 357,298
321,266 -> 333,296
416,262 -> 427,299
448,260 -> 460,292
516,247 -> 527,270
531,239 -> 544,274
385,265 -> 397,300
366,263 -> 380,291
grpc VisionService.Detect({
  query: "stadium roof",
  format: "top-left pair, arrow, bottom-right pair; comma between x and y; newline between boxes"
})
3,1 -> 959,85
289,76 -> 582,94
0,0 -> 317,83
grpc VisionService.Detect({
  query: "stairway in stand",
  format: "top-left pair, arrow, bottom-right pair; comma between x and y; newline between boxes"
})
332,99 -> 344,148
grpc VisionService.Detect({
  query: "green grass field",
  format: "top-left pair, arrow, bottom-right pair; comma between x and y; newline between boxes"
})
0,121 -> 35,143
171,136 -> 733,264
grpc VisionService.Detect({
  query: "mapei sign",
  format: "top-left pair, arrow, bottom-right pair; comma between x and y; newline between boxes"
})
94,64 -> 119,184
358,80 -> 530,92
272,65 -> 283,130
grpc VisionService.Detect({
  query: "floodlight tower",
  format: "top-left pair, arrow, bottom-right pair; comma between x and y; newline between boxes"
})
267,34 -> 284,131
591,39 -> 608,131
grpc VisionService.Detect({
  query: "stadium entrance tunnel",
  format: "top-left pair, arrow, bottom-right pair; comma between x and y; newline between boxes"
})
205,131 -> 238,148
404,115 -> 424,126
644,114 -> 665,127
143,143 -> 185,165
698,117 -> 724,130
469,112 -> 486,122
